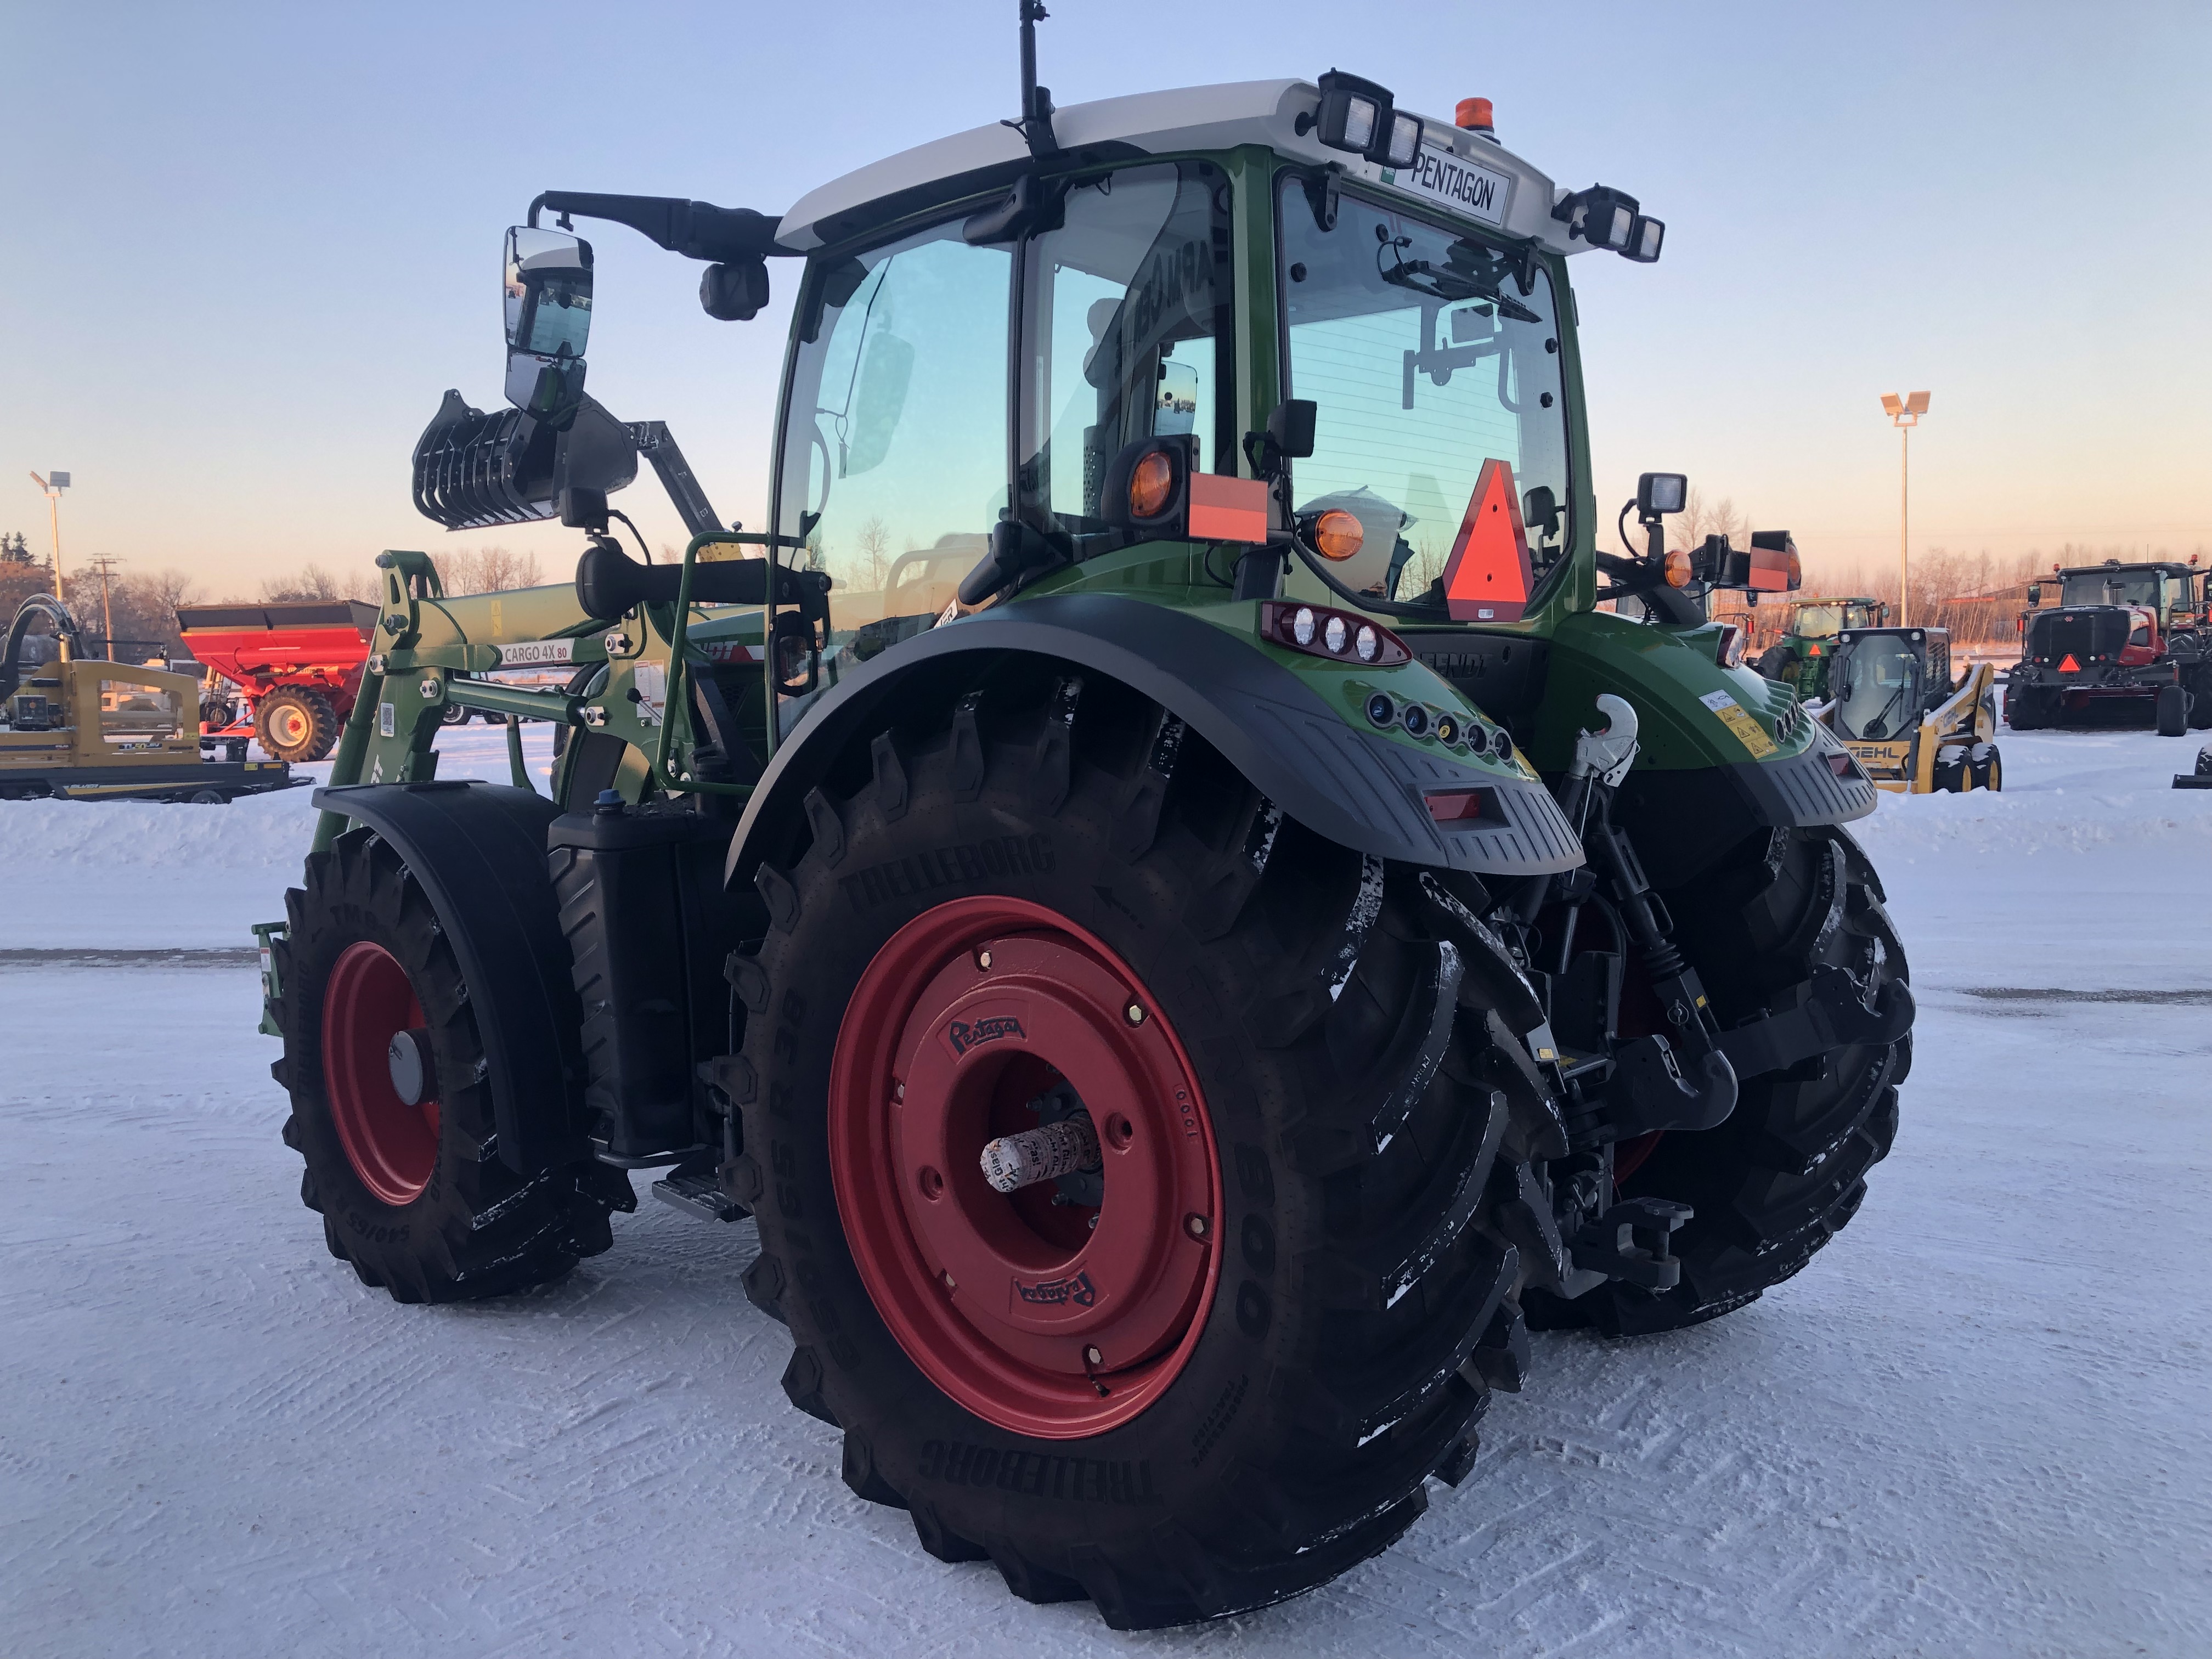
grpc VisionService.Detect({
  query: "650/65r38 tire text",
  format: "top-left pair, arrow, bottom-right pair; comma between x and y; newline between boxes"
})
733,678 -> 1557,1628
271,827 -> 631,1302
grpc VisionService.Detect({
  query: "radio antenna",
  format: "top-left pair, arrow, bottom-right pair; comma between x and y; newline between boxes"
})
1009,1 -> 1059,157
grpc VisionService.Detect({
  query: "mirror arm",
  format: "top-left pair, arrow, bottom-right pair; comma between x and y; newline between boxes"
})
528,191 -> 789,263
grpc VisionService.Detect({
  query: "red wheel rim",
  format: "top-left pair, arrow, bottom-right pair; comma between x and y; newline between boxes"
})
830,897 -> 1221,1439
323,941 -> 439,1206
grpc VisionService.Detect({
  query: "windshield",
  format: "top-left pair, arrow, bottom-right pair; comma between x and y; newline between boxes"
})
1018,161 -> 1232,549
2059,569 -> 2163,608
1831,638 -> 1925,741
1277,179 -> 1570,618
1791,603 -> 1846,638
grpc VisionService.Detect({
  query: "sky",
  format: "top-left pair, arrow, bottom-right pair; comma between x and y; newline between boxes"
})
2,0 -> 2207,601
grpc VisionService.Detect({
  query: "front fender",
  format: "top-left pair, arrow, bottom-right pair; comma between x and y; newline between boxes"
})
309,780 -> 589,1177
726,593 -> 1582,890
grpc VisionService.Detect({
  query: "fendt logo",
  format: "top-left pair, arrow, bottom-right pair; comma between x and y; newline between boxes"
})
1014,1269 -> 1098,1308
946,1014 -> 1024,1057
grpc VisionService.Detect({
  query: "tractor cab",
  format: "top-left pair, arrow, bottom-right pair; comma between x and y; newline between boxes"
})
1827,625 -> 2000,791
1755,595 -> 1886,699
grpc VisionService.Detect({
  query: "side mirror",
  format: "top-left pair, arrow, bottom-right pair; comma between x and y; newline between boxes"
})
504,227 -> 594,427
1637,472 -> 1686,516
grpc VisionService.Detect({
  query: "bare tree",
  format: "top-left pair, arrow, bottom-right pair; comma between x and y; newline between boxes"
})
430,545 -> 543,595
260,563 -> 342,601
855,516 -> 893,592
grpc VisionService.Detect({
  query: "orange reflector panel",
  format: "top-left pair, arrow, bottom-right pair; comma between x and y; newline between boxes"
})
1441,458 -> 1533,622
1188,473 -> 1269,543
2058,653 -> 2080,673
1747,543 -> 1795,591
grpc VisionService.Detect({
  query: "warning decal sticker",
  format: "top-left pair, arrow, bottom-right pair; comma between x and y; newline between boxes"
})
1699,688 -> 1777,758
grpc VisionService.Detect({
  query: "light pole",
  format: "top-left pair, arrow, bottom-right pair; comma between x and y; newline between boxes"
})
27,471 -> 70,603
1878,394 -> 1928,625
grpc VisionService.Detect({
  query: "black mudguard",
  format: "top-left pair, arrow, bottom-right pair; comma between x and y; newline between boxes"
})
725,592 -> 1584,891
311,781 -> 589,1177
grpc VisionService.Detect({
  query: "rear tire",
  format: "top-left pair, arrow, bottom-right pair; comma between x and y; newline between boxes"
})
1970,744 -> 2002,792
1753,646 -> 1796,684
272,826 -> 631,1302
257,687 -> 340,763
2007,687 -> 2053,731
2155,683 -> 2188,737
734,679 -> 1555,1627
1532,825 -> 1907,1336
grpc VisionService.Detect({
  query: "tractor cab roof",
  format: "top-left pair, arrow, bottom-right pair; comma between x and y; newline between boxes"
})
1836,626 -> 1948,644
2053,558 -> 2197,579
776,78 -> 1576,254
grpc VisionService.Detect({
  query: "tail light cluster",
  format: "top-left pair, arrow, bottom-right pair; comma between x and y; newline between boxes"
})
1260,601 -> 1411,667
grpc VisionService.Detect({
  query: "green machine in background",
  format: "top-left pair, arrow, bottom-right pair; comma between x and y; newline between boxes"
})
258,22 -> 1909,1629
1753,595 -> 1888,701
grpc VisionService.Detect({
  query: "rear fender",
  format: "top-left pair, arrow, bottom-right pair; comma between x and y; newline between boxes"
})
310,780 -> 590,1177
725,592 -> 1583,891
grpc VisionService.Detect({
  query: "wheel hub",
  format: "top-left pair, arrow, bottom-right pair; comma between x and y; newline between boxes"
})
830,897 -> 1220,1438
269,704 -> 308,747
323,941 -> 439,1206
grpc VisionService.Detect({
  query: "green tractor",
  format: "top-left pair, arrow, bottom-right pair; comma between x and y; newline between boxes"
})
1752,596 -> 1887,701
264,26 -> 1910,1628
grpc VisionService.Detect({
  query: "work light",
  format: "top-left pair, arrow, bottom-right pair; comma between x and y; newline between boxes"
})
1624,214 -> 1664,263
1311,71 -> 1421,168
1380,109 -> 1424,168
1554,185 -> 1641,253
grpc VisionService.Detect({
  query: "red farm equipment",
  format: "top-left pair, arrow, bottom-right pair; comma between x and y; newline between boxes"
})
177,601 -> 379,763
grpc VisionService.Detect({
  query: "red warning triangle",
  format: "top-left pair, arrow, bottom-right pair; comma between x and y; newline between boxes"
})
1442,458 -> 1534,622
2058,652 -> 2080,673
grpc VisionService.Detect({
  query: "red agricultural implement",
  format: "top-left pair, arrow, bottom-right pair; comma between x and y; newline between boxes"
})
177,601 -> 377,763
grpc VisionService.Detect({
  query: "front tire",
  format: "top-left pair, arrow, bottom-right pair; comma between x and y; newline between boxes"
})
735,681 -> 1553,1627
2155,683 -> 2188,737
272,827 -> 630,1302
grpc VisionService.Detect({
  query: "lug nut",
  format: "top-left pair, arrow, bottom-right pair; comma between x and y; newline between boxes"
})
1084,1345 -> 1104,1366
1186,1214 -> 1210,1238
941,1271 -> 956,1290
893,1079 -> 905,1102
1125,1002 -> 1146,1025
975,948 -> 993,970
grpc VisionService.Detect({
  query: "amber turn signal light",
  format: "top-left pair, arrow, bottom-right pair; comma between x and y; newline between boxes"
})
1663,548 -> 1692,589
1312,509 -> 1364,561
1129,450 -> 1176,520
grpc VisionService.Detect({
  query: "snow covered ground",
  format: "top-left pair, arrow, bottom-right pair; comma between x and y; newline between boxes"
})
3,723 -> 2208,1657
